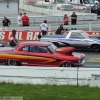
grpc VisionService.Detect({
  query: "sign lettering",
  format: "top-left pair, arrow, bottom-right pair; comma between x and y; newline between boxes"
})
0,32 -> 5,40
26,32 -> 34,40
18,32 -> 23,40
0,30 -> 100,41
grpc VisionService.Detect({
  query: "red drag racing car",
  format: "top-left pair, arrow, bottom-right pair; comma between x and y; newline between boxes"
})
0,42 -> 85,67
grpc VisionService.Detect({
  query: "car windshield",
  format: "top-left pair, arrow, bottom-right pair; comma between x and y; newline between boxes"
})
57,0 -> 68,4
48,43 -> 57,53
80,31 -> 90,39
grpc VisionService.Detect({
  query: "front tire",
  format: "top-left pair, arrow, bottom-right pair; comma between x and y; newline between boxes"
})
91,44 -> 100,52
60,62 -> 72,67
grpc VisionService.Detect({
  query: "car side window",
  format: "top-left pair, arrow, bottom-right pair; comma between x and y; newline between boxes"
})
70,32 -> 85,39
20,46 -> 29,52
30,46 -> 48,53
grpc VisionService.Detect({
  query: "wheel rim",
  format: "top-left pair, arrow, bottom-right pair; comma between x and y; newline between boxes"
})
93,45 -> 100,51
8,60 -> 17,66
61,62 -> 72,67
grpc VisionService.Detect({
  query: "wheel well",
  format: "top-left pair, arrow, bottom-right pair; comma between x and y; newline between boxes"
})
59,61 -> 74,67
83,7 -> 87,10
6,60 -> 21,66
90,44 -> 100,48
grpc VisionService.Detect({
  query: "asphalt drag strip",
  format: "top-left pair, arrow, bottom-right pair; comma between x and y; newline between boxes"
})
84,62 -> 100,68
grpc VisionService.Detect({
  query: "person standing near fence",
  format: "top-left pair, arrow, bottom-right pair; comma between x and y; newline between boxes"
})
17,13 -> 22,26
63,14 -> 69,31
22,12 -> 29,26
40,20 -> 48,36
2,16 -> 11,30
55,24 -> 64,35
71,12 -> 77,30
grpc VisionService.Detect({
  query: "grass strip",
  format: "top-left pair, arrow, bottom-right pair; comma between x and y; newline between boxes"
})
0,82 -> 100,100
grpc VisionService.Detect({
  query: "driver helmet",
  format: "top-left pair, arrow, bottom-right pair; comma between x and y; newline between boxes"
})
12,30 -> 16,34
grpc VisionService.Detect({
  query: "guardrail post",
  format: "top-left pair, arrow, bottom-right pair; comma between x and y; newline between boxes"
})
89,23 -> 92,31
49,25 -> 51,30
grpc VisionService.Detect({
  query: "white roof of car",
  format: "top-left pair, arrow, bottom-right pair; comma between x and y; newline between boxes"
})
69,30 -> 83,33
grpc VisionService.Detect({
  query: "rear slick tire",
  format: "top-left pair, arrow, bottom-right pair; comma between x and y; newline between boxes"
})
8,60 -> 19,66
92,44 -> 100,52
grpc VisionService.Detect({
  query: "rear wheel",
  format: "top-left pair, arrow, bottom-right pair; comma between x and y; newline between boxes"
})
7,60 -> 20,66
57,7 -> 60,10
60,62 -> 72,67
91,44 -> 100,52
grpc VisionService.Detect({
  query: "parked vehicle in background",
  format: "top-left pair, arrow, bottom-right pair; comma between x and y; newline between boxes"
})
51,0 -> 73,10
0,42 -> 85,67
25,0 -> 36,5
91,2 -> 100,15
67,0 -> 94,10
40,30 -> 100,52
34,0 -> 72,10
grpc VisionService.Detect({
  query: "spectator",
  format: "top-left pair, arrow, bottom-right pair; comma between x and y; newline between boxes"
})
9,30 -> 18,47
63,14 -> 69,31
22,12 -> 29,26
71,12 -> 77,30
2,16 -> 11,30
80,0 -> 83,4
17,13 -> 22,26
40,20 -> 48,36
55,24 -> 64,35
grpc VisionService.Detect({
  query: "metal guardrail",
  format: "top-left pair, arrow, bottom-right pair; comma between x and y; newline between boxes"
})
91,74 -> 100,80
0,14 -> 97,26
1,23 -> 100,31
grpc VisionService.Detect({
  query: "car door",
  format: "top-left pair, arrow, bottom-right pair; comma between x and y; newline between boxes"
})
66,32 -> 88,49
28,46 -> 57,66
18,45 -> 29,65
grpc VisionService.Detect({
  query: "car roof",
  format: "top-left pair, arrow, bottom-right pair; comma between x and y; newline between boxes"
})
69,30 -> 83,33
19,41 -> 51,46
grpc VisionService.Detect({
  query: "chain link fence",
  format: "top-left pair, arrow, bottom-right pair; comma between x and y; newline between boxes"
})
20,0 -> 92,16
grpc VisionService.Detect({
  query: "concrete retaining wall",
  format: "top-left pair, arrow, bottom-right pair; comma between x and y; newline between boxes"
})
0,66 -> 100,86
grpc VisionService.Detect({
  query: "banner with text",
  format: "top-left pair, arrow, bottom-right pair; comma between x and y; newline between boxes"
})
0,30 -> 100,41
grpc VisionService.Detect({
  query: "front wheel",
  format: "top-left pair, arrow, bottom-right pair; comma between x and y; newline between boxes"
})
7,60 -> 19,66
91,44 -> 100,52
60,62 -> 72,67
